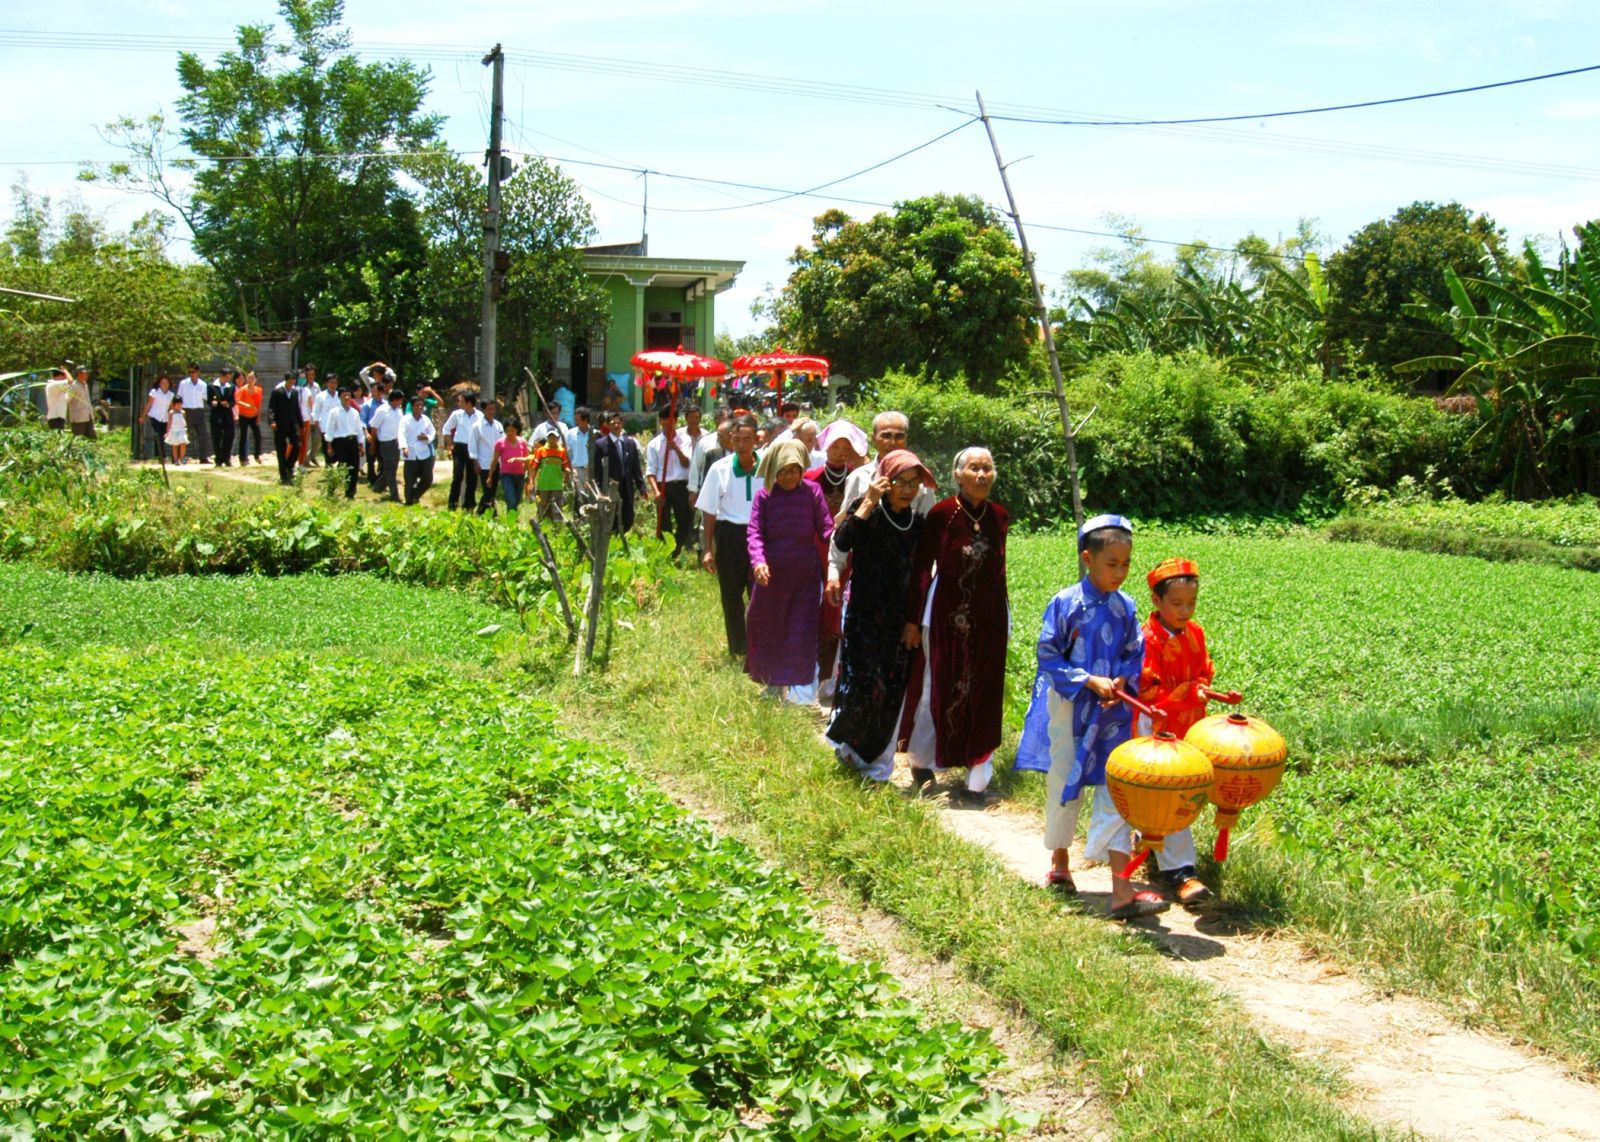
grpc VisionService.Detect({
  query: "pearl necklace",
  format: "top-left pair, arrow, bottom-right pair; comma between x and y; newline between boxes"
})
822,464 -> 848,487
880,502 -> 914,531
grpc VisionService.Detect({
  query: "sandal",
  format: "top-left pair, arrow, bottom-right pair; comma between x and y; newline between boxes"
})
1175,877 -> 1213,907
1109,891 -> 1170,920
1047,868 -> 1077,894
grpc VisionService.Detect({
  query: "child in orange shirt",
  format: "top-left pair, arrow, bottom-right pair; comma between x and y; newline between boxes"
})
1138,557 -> 1216,906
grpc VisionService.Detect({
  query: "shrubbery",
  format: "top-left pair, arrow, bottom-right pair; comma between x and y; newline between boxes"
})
865,352 -> 1477,525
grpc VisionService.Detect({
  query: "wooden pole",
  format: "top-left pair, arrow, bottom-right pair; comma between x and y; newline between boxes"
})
975,90 -> 1084,530
576,484 -> 613,673
528,511 -> 578,641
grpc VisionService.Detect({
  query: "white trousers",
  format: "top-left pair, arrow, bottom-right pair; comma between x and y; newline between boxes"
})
1043,689 -> 1198,870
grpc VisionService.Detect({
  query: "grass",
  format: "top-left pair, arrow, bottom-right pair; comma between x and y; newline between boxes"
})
562,573 -> 1389,1141
1343,493 -> 1600,549
1326,516 -> 1600,571
0,578 -> 1023,1138
1000,529 -> 1600,1066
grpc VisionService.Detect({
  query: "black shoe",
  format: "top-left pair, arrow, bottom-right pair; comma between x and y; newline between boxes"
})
910,767 -> 935,793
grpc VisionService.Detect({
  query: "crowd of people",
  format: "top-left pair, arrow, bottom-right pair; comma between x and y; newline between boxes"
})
687,402 -> 1219,919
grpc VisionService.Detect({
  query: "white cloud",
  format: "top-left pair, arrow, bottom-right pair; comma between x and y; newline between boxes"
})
1420,36 -> 1442,63
1542,98 -> 1600,121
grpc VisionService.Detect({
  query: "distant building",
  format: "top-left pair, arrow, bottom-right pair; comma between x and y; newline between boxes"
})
550,237 -> 743,411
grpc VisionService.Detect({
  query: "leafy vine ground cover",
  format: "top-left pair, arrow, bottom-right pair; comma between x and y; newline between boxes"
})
0,573 -> 1020,1138
1004,530 -> 1600,973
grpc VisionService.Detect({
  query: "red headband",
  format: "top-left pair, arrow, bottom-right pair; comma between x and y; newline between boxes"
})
1147,557 -> 1199,591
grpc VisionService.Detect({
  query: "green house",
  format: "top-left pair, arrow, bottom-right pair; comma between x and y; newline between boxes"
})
553,239 -> 744,411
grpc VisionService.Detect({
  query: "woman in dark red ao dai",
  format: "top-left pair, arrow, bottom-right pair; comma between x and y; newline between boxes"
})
900,447 -> 1009,803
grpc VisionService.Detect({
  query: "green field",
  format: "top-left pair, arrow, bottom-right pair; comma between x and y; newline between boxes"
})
0,572 -> 1020,1138
1003,529 -> 1600,1057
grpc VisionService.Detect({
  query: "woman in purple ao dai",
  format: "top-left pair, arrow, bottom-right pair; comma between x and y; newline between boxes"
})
746,438 -> 834,701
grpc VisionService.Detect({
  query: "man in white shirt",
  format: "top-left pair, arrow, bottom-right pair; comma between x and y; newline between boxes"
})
645,408 -> 694,557
688,411 -> 730,496
695,413 -> 762,657
177,364 -> 212,463
826,410 -> 935,606
43,367 -> 69,429
400,397 -> 437,505
324,388 -> 367,499
66,366 -> 97,439
565,407 -> 593,505
311,375 -> 340,467
367,389 -> 405,502
471,399 -> 505,516
441,392 -> 483,511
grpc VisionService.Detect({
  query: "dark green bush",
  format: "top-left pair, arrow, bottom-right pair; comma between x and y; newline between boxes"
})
870,352 -> 1477,524
1327,517 -> 1600,572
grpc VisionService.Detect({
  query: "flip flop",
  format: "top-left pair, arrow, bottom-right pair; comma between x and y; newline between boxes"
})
1109,891 -> 1170,920
1175,877 -> 1213,908
1047,869 -> 1077,894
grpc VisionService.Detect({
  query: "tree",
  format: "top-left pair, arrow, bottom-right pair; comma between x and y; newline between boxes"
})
1,185 -> 236,379
405,153 -> 607,394
774,194 -> 1033,389
1398,222 -> 1600,496
86,0 -> 442,372
1325,201 -> 1511,380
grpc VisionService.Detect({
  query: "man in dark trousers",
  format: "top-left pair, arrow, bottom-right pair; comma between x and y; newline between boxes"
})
208,369 -> 237,467
594,413 -> 646,533
268,372 -> 303,486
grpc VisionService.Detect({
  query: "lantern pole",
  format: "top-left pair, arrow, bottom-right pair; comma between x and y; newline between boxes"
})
976,90 -> 1083,530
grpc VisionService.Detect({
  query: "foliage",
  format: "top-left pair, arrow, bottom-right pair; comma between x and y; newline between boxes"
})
1397,221 -> 1600,497
0,645 -> 1019,1137
774,195 -> 1034,390
1003,529 -> 1600,1047
1058,217 -> 1330,379
0,455 -> 671,646
1324,200 -> 1511,377
406,153 -> 607,389
867,353 -> 1474,524
1342,491 -> 1600,549
0,183 -> 236,378
85,0 -> 442,372
1326,516 -> 1600,572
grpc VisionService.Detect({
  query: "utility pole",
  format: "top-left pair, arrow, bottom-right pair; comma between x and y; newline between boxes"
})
976,90 -> 1084,529
480,44 -> 506,402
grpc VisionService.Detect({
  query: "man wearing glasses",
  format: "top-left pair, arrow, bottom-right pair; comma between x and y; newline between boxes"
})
825,410 -> 935,607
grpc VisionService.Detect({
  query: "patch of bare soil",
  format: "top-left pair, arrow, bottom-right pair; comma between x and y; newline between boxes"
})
913,763 -> 1600,1142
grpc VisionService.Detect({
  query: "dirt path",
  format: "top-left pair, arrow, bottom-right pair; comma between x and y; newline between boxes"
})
910,765 -> 1600,1141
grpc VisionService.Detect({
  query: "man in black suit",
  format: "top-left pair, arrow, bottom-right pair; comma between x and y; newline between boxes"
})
208,369 -> 237,467
595,413 -> 647,532
268,373 -> 303,486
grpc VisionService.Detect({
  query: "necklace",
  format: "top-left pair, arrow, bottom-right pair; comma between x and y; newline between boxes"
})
881,502 -> 914,532
959,497 -> 989,526
822,464 -> 848,487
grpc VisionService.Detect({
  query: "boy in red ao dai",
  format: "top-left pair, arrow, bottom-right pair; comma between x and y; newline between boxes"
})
1136,557 -> 1214,906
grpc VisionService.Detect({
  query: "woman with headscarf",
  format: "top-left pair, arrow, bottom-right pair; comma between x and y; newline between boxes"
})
826,450 -> 936,781
745,438 -> 834,702
805,419 -> 870,700
900,447 -> 1010,803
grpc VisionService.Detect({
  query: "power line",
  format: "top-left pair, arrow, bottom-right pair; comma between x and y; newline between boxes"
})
991,62 -> 1600,126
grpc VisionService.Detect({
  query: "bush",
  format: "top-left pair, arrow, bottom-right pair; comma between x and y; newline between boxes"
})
869,353 -> 1477,524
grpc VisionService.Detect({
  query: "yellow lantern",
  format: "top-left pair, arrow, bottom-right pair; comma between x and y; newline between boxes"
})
1105,731 -> 1214,878
1185,712 -> 1287,862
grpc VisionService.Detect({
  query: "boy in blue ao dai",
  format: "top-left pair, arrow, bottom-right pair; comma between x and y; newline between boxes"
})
1014,514 -> 1169,918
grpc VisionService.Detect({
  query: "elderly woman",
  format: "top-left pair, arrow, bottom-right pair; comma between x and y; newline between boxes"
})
806,419 -> 870,699
826,450 -> 936,780
746,438 -> 834,702
900,447 -> 1010,802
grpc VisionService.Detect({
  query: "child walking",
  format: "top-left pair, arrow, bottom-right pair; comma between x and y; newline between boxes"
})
1015,514 -> 1169,919
1136,557 -> 1215,906
164,407 -> 189,464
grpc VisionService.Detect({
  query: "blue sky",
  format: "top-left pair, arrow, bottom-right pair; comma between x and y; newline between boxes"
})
4,0 -> 1598,338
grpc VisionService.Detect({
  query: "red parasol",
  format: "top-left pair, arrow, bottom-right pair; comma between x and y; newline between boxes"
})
731,347 -> 830,406
630,346 -> 728,541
